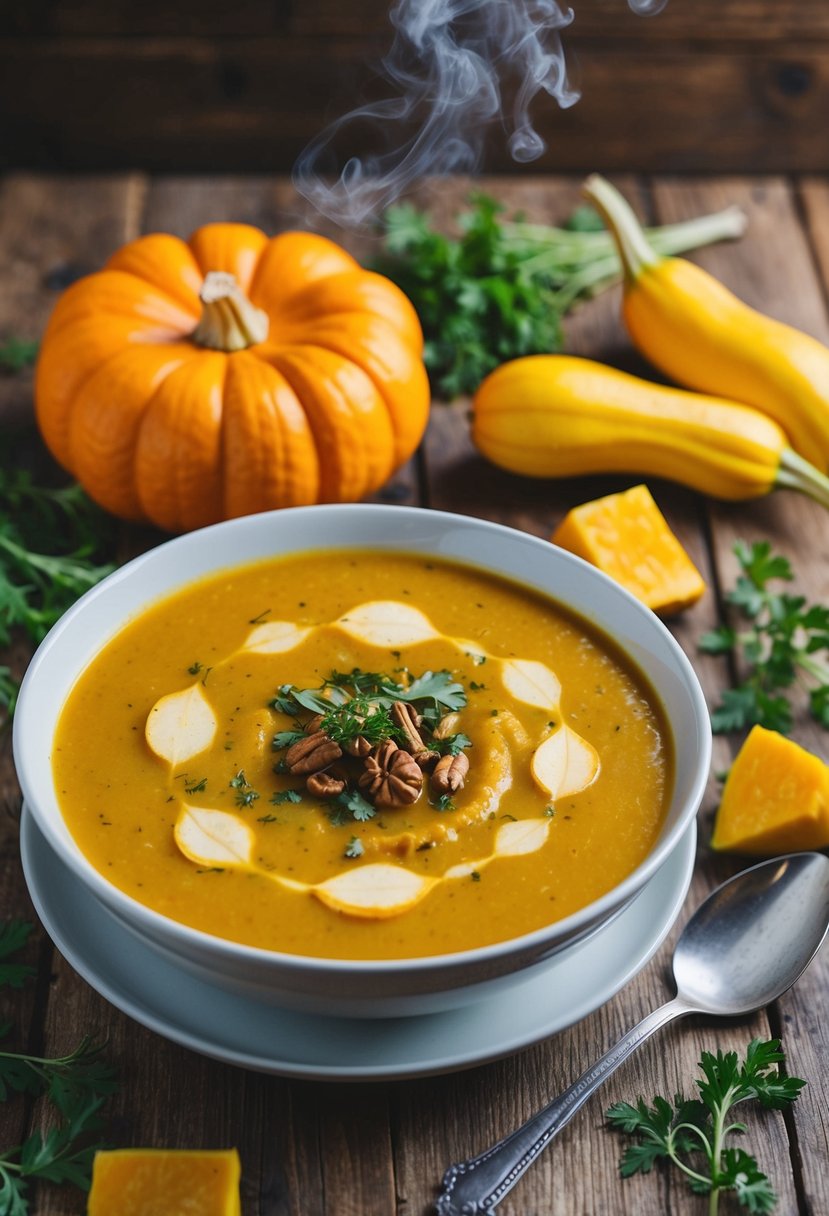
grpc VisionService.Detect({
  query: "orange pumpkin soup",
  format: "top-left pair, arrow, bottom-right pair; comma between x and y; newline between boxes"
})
52,550 -> 672,959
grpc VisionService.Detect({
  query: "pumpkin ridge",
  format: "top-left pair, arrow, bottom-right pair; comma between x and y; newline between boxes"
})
269,346 -> 395,502
275,326 -> 430,464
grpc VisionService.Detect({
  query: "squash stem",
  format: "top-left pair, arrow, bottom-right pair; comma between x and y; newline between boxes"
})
777,447 -> 829,511
581,174 -> 660,281
192,271 -> 269,352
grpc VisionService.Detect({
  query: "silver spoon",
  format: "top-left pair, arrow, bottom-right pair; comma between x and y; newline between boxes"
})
436,851 -> 829,1216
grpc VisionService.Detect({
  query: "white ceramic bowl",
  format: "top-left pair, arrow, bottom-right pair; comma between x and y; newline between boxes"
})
14,504 -> 711,1017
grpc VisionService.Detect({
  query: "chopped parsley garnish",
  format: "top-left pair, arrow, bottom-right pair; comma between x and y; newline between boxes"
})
187,661 -> 203,676
229,770 -> 259,807
470,870 -> 481,882
344,836 -> 364,859
272,729 -> 305,750
434,732 -> 473,756
257,813 -> 279,824
335,788 -> 376,823
248,608 -> 271,625
270,789 -> 303,806
434,794 -> 456,812
183,776 -> 207,795
321,696 -> 400,747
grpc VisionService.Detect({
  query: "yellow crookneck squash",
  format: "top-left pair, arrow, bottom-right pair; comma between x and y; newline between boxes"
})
582,174 -> 829,474
35,224 -> 430,532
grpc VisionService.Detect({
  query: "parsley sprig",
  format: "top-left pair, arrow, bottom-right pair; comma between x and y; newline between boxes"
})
0,466 -> 116,723
700,541 -> 829,733
607,1038 -> 805,1213
0,921 -> 118,1213
273,668 -> 468,732
373,193 -> 747,398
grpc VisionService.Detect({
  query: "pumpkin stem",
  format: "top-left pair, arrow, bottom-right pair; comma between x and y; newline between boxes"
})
192,271 -> 269,352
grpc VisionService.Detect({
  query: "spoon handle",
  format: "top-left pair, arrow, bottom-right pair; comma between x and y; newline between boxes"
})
436,995 -> 692,1215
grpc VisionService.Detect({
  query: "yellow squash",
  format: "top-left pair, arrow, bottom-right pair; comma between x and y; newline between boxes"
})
583,174 -> 829,473
472,354 -> 829,509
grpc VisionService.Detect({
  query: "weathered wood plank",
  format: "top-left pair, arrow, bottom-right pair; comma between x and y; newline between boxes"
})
798,177 -> 829,310
0,172 -> 142,1203
0,172 -> 145,427
1,39 -> 828,174
651,175 -> 829,1216
6,0 -> 829,43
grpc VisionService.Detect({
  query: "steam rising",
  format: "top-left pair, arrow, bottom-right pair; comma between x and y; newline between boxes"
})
293,0 -> 667,227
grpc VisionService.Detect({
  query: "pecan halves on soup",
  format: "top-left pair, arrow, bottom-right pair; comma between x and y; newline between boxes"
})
431,752 -> 469,796
391,701 -> 438,770
359,740 -> 423,808
284,730 -> 343,775
343,734 -> 372,758
306,764 -> 347,799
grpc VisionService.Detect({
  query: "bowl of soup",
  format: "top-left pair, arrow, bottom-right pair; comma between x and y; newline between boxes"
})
14,505 -> 710,1016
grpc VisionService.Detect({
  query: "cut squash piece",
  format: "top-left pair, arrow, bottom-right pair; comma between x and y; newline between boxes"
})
551,483 -> 705,617
712,725 -> 829,854
87,1148 -> 241,1216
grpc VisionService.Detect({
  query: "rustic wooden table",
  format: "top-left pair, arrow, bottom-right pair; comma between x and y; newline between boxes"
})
0,173 -> 827,1216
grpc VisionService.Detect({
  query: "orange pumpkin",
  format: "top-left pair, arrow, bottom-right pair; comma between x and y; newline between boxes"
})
35,224 -> 430,532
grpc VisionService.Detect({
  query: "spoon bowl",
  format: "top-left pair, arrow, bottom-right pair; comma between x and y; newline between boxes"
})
438,851 -> 829,1215
673,852 -> 829,1016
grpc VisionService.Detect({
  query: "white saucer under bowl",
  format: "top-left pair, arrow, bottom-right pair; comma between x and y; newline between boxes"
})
21,807 -> 696,1082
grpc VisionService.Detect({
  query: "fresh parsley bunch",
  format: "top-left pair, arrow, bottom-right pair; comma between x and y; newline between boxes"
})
0,921 -> 118,1214
607,1038 -> 805,1213
700,541 -> 829,734
0,465 -> 116,721
373,193 -> 747,398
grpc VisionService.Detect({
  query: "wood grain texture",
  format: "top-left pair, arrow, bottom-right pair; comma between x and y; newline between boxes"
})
0,172 -> 826,1216
1,14 -> 828,173
6,0 -> 829,42
651,174 -> 829,1216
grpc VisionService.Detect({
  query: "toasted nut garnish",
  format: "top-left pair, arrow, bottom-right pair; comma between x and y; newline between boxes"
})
306,768 -> 347,798
359,740 -> 423,808
414,749 -> 440,771
304,714 -> 324,734
433,712 -> 461,740
284,730 -> 343,775
392,700 -> 426,753
431,751 -> 469,795
343,734 -> 372,757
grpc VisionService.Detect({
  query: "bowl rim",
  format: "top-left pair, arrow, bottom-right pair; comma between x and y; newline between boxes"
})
13,502 -> 712,976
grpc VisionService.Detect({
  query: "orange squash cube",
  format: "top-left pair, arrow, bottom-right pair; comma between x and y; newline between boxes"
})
551,483 -> 705,616
712,725 -> 829,854
87,1148 -> 241,1216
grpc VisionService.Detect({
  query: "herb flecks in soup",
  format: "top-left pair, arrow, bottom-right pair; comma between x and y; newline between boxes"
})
147,602 -> 598,919
53,551 -> 672,959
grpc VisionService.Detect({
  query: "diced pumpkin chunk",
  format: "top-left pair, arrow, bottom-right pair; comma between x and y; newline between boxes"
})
87,1148 -> 241,1216
551,483 -> 705,616
712,725 -> 829,854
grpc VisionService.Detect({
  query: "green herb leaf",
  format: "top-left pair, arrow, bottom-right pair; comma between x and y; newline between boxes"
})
433,732 -> 473,756
270,789 -> 303,806
608,1038 -> 804,1211
0,922 -> 34,991
702,542 -> 829,733
344,836 -> 364,859
0,468 -> 116,725
272,729 -> 305,751
0,338 -> 38,373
